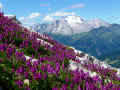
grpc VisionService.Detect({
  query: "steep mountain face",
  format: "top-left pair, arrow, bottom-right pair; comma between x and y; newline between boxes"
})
32,15 -> 110,35
1,12 -> 120,89
49,24 -> 120,56
46,24 -> 120,68
73,24 -> 120,56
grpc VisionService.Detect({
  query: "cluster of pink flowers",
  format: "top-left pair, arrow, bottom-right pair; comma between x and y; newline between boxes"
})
0,12 -> 120,90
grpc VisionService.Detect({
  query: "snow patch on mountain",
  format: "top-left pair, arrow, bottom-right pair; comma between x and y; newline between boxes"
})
65,16 -> 84,27
31,15 -> 110,35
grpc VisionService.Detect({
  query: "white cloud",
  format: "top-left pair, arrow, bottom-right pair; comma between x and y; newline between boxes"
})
59,3 -> 85,12
18,17 -> 29,25
18,17 -> 36,26
43,12 -> 76,22
0,2 -> 3,9
29,12 -> 40,19
5,14 -> 15,17
51,12 -> 76,17
43,15 -> 54,22
18,17 -> 25,21
18,12 -> 41,26
19,11 -> 76,25
70,3 -> 85,9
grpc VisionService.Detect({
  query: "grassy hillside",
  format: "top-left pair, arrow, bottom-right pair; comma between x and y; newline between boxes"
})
0,12 -> 120,90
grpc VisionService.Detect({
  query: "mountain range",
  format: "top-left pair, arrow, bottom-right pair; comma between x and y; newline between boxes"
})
31,16 -> 120,68
31,15 -> 110,35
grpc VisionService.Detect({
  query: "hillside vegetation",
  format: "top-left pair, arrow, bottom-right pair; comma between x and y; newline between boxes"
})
0,12 -> 120,90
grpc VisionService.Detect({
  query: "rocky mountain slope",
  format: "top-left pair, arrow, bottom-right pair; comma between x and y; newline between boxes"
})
0,12 -> 120,89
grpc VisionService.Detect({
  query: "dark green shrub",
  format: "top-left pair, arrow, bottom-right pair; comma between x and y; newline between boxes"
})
14,38 -> 23,47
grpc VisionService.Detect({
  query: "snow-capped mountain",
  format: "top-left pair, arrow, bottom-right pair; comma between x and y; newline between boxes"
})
31,15 -> 110,35
64,15 -> 84,26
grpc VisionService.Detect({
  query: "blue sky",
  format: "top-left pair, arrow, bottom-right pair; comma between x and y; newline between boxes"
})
0,0 -> 120,25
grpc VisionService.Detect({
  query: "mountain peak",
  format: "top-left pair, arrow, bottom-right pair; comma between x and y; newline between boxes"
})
64,15 -> 84,25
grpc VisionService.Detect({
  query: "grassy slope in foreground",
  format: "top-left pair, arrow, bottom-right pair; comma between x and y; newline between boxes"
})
0,12 -> 120,90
